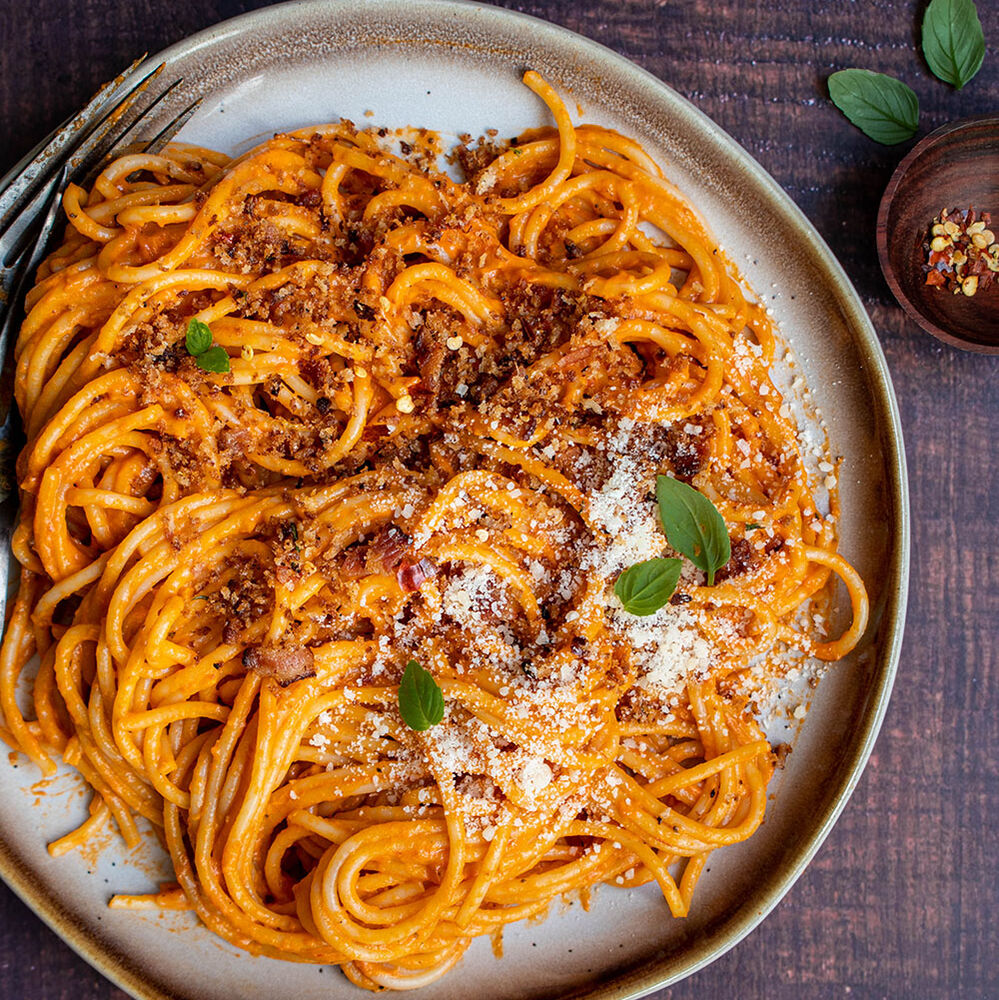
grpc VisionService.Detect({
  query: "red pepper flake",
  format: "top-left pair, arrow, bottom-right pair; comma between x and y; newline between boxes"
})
922,206 -> 999,296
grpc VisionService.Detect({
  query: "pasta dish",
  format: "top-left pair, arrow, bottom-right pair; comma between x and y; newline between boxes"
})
0,72 -> 868,990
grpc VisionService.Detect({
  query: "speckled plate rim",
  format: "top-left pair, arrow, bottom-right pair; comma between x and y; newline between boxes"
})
0,2 -> 909,998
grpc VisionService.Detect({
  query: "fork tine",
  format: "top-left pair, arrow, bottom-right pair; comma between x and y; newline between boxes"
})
0,168 -> 65,270
0,166 -> 68,426
0,165 -> 67,332
0,249 -> 29,422
0,59 -> 163,231
141,96 -> 203,157
69,76 -> 187,181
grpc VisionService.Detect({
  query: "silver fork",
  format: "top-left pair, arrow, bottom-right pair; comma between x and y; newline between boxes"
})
0,60 -> 203,612
0,60 -> 201,310
0,59 -> 203,378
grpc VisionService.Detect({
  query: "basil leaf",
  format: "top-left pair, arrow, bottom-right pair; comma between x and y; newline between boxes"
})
398,659 -> 444,732
745,523 -> 763,531
185,317 -> 213,356
655,476 -> 731,587
613,558 -> 682,616
922,0 -> 985,90
196,345 -> 231,374
828,69 -> 919,145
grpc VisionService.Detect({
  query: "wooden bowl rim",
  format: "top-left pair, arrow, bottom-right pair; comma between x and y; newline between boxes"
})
876,113 -> 999,355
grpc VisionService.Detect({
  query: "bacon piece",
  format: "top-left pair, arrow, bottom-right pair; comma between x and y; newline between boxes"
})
339,544 -> 366,580
339,526 -> 412,581
243,644 -> 315,686
662,423 -> 708,481
715,533 -> 784,582
368,525 -> 410,571
397,557 -> 437,593
353,298 -> 375,320
413,322 -> 447,402
718,538 -> 755,581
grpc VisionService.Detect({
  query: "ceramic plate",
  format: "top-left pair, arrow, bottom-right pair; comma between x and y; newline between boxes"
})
0,2 -> 908,997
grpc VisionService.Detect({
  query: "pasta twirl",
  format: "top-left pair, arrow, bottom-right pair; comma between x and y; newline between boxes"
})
0,71 -> 868,990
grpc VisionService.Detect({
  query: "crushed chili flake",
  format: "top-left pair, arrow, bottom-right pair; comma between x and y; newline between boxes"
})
922,206 -> 999,296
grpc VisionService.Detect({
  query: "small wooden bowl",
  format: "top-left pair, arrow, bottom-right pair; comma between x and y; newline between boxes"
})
877,115 -> 999,353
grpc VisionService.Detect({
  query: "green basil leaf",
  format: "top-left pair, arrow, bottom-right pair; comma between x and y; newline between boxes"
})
922,0 -> 985,89
195,345 -> 231,374
398,659 -> 444,732
655,476 -> 731,587
613,558 -> 682,616
828,69 -> 919,145
185,317 -> 213,356
745,523 -> 763,531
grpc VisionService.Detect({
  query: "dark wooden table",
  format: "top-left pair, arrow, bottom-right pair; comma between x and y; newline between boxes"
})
1,1 -> 996,998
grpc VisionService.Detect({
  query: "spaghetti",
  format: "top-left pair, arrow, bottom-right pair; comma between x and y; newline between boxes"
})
0,71 -> 868,989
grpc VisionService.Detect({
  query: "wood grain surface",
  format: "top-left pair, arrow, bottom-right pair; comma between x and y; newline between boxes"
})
1,2 -> 996,998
